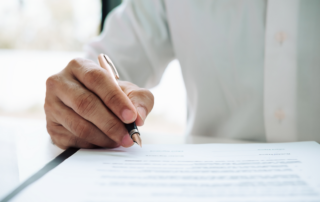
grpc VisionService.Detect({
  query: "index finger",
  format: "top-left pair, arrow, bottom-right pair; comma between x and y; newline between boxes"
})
66,58 -> 137,123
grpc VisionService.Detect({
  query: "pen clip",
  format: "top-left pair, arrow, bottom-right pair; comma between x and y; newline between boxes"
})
103,54 -> 120,80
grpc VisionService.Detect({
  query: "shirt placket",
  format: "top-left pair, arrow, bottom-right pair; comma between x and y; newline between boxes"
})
264,0 -> 299,142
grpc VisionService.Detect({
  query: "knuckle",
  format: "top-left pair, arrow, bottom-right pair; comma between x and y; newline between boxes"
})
68,58 -> 83,68
64,116 -> 73,130
43,101 -> 52,114
46,124 -> 57,137
74,93 -> 97,116
103,120 -> 124,141
46,74 -> 61,90
74,122 -> 93,140
83,68 -> 104,86
61,135 -> 77,148
102,89 -> 122,105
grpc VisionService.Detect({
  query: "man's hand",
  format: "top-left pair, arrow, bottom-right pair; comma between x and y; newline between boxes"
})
44,58 -> 154,149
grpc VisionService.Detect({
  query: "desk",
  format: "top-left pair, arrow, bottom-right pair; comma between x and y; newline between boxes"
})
0,116 -> 251,199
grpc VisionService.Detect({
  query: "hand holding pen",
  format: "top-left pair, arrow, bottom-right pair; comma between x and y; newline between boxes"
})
98,54 -> 143,146
44,55 -> 154,149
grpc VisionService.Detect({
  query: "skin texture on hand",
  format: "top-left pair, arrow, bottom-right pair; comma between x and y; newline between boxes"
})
44,58 -> 154,150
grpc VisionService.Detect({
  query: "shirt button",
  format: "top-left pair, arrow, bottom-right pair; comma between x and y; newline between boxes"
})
275,32 -> 287,45
274,109 -> 285,122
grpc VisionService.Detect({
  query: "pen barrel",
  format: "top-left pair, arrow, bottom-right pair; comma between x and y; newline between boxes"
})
125,122 -> 140,138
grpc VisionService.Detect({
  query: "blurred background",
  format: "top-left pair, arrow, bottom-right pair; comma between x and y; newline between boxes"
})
0,0 -> 187,135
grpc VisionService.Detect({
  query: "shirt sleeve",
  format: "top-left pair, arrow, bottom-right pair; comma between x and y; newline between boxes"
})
84,0 -> 175,88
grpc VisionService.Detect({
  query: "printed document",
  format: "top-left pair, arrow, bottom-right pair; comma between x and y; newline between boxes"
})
12,142 -> 320,202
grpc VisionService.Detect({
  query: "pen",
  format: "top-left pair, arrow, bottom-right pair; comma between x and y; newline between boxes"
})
98,54 -> 142,147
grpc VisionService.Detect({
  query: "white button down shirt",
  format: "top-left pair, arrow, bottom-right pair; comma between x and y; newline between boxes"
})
85,0 -> 320,142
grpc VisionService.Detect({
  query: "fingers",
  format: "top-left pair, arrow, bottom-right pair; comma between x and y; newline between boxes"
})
119,81 -> 154,126
45,57 -> 154,149
48,122 -> 96,150
66,58 -> 137,124
47,97 -> 121,148
46,77 -> 133,147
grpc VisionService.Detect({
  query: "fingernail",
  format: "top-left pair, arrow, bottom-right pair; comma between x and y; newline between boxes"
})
121,134 -> 134,148
121,109 -> 135,123
137,107 -> 147,121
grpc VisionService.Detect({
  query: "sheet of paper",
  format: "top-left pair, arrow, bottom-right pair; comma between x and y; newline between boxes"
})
0,118 -> 19,199
11,142 -> 320,202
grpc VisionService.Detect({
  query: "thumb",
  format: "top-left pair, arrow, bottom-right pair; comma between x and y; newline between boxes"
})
119,81 -> 154,126
135,106 -> 148,126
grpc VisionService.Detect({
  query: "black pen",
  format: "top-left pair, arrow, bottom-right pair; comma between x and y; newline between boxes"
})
98,54 -> 142,147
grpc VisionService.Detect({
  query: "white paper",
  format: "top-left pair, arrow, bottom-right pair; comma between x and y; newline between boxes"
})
11,142 -> 320,202
0,118 -> 19,199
